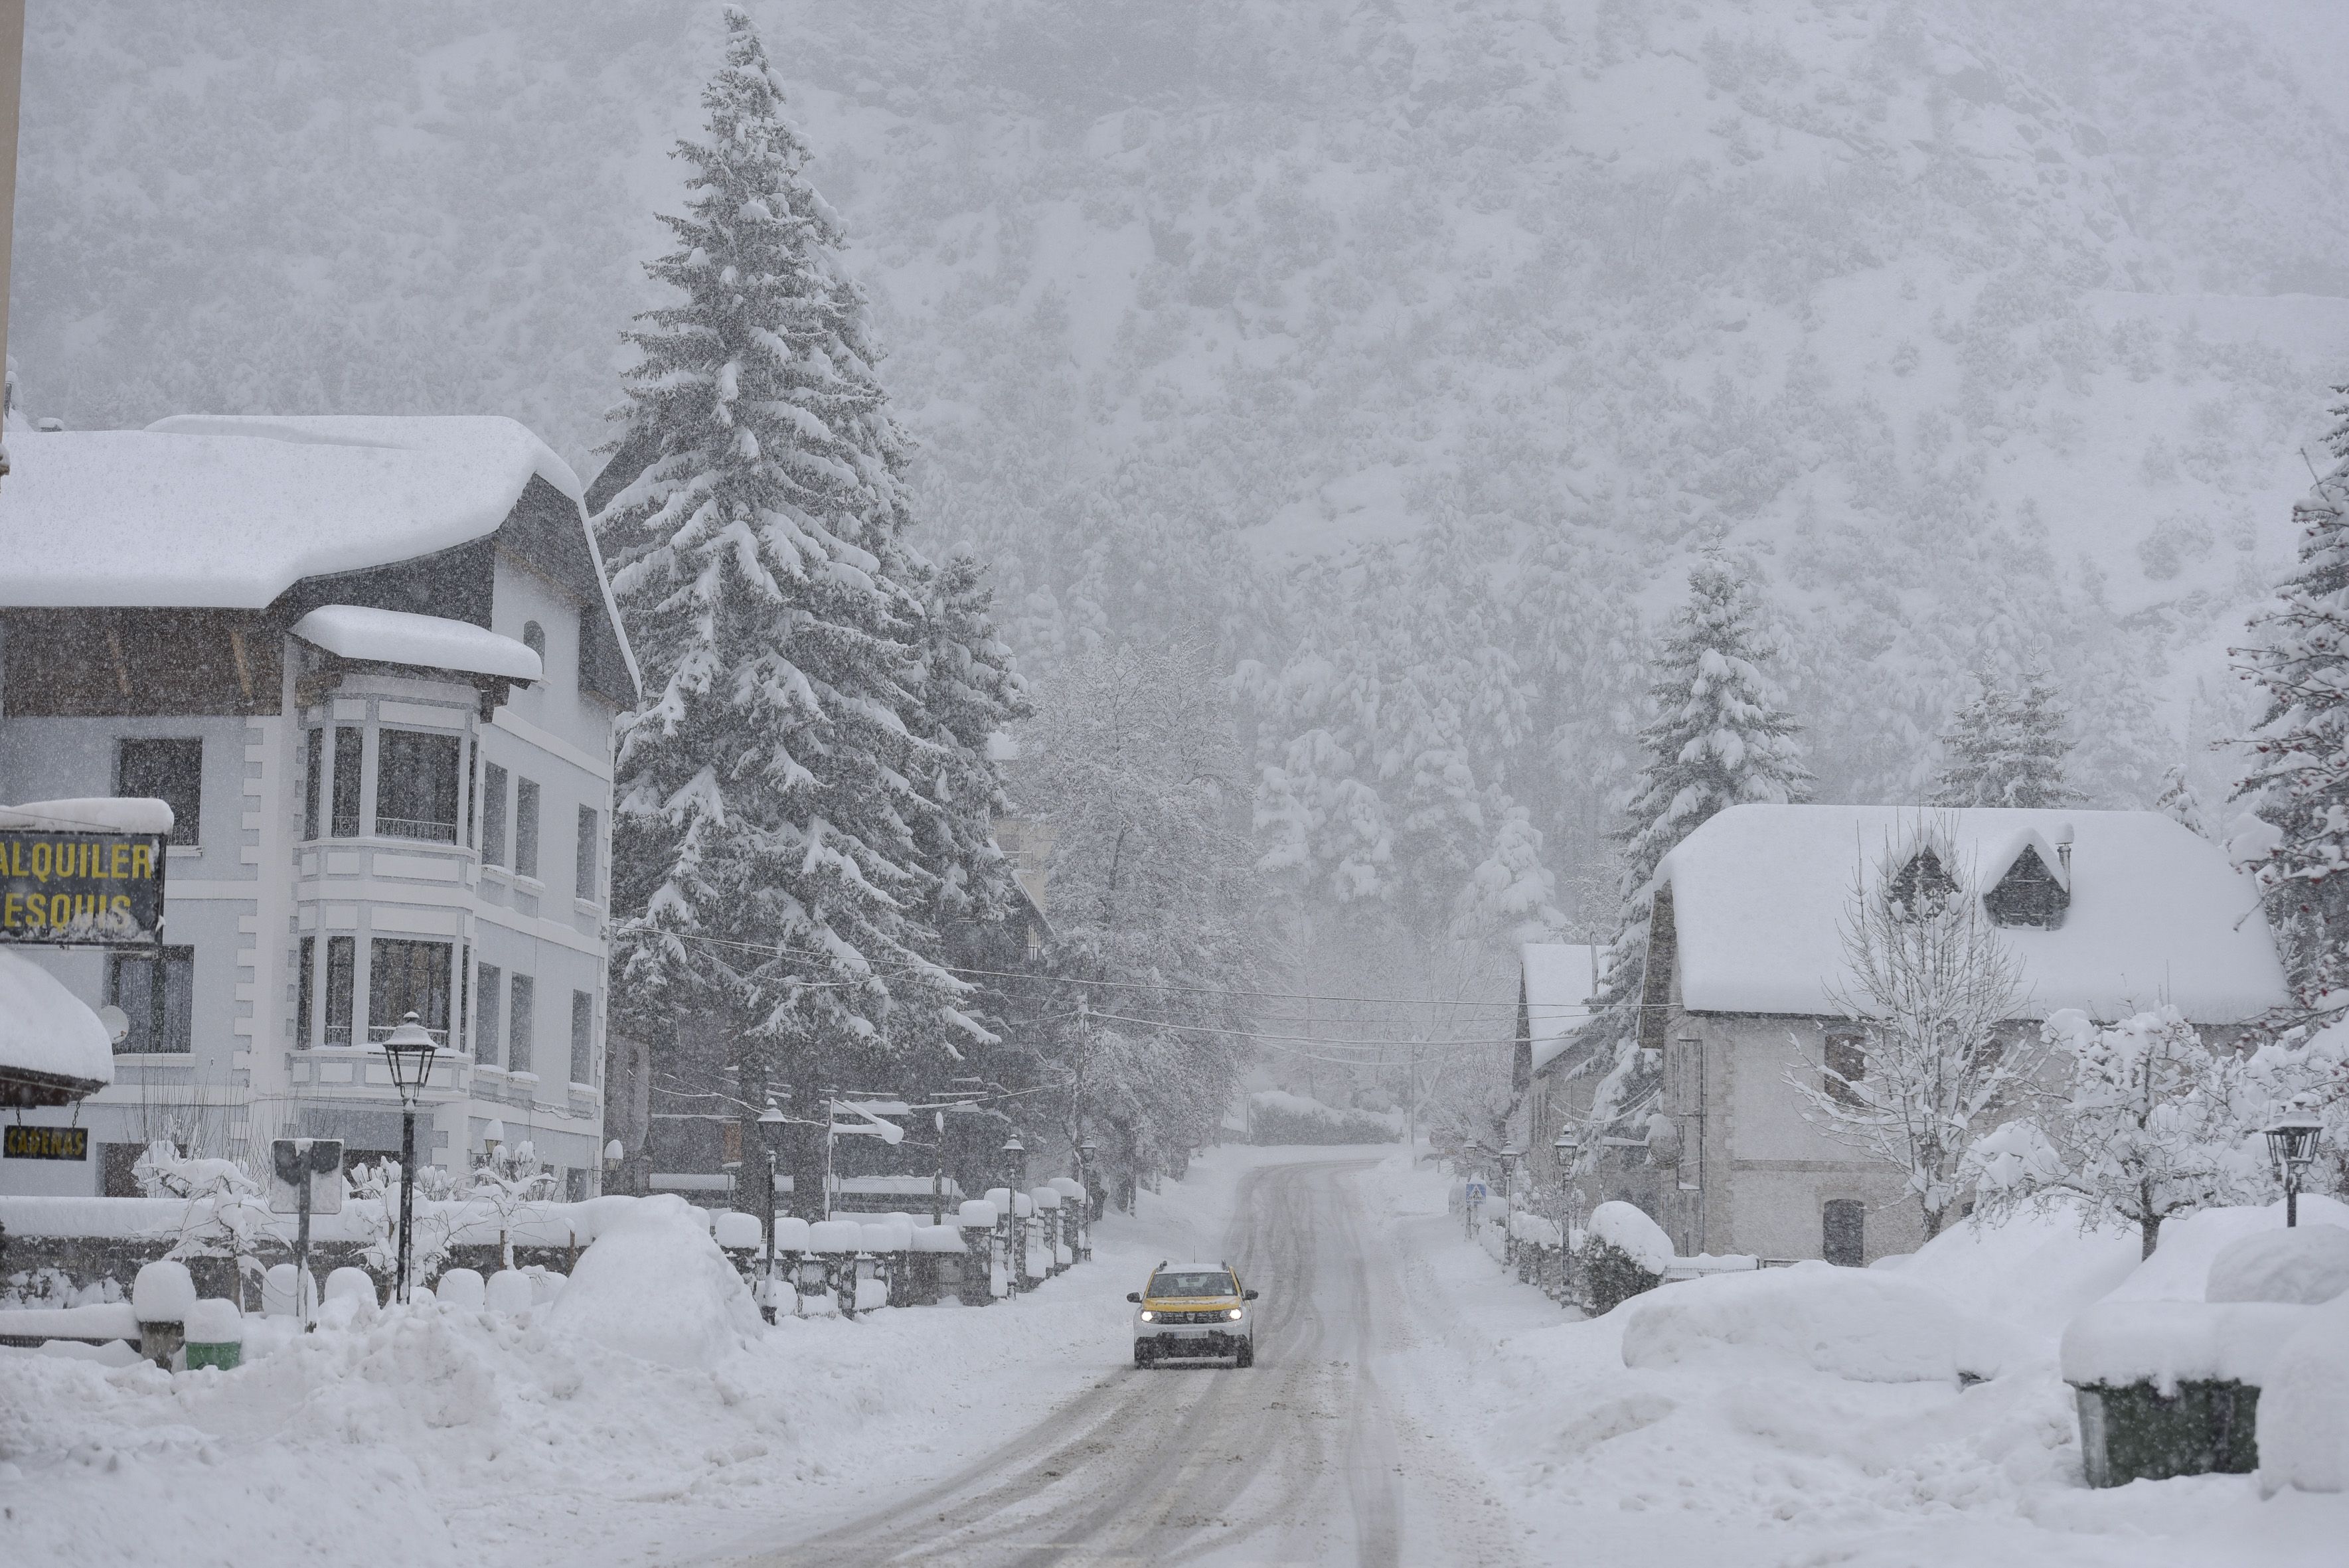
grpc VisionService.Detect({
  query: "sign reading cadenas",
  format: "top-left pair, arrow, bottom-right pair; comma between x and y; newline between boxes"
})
0,829 -> 169,947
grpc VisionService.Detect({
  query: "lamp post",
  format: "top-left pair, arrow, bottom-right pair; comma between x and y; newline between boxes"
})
1076,1135 -> 1098,1262
1498,1144 -> 1524,1266
2264,1115 -> 2324,1228
380,1012 -> 439,1306
757,1098 -> 788,1322
1001,1133 -> 1027,1298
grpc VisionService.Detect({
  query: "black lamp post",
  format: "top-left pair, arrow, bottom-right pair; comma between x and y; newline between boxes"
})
1001,1133 -> 1027,1297
756,1098 -> 788,1322
2264,1116 -> 2325,1228
380,1011 -> 439,1305
1076,1135 -> 1098,1262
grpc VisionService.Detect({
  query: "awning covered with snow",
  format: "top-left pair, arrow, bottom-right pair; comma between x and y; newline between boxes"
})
0,951 -> 114,1107
292,604 -> 543,683
0,797 -> 175,835
1651,805 -> 2290,1024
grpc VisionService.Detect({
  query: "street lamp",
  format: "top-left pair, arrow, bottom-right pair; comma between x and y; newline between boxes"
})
1001,1133 -> 1027,1298
380,1012 -> 439,1306
756,1099 -> 789,1322
2264,1115 -> 2325,1228
1076,1136 -> 1099,1262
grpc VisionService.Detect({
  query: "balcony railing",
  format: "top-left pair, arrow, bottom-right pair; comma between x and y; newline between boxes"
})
375,816 -> 459,844
364,1023 -> 451,1046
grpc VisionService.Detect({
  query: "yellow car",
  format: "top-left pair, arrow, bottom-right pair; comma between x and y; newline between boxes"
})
1127,1260 -> 1259,1368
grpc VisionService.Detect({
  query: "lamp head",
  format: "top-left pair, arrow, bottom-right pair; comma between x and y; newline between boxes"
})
1553,1125 -> 1580,1153
2264,1115 -> 2324,1173
757,1099 -> 789,1155
382,1012 -> 438,1098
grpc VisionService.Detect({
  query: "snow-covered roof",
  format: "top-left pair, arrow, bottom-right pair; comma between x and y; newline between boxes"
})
292,605 -> 542,683
0,951 -> 114,1098
0,415 -> 584,608
0,797 -> 175,834
1653,805 -> 2289,1023
1521,942 -> 1604,1073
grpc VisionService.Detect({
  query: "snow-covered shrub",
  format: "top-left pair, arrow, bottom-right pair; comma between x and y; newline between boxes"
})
2206,1224 -> 2349,1305
436,1268 -> 487,1312
548,1194 -> 763,1368
484,1269 -> 534,1316
2257,1293 -> 2349,1494
1575,1202 -> 1672,1315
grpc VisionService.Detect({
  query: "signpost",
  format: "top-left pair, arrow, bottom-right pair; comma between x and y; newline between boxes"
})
3,1124 -> 86,1160
270,1137 -> 344,1329
1463,1177 -> 1488,1239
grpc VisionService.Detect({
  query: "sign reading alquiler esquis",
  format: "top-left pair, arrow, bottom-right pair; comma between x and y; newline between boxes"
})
0,829 -> 168,947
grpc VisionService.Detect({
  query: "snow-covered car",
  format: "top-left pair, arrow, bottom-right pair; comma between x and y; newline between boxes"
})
1128,1261 -> 1259,1368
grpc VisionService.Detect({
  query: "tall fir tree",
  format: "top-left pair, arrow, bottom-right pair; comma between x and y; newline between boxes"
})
1578,555 -> 1811,1126
1929,673 -> 2083,809
596,9 -> 989,1213
2234,430 -> 2349,1003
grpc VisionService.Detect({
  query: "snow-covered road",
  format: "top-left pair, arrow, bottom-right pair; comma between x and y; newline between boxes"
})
736,1154 -> 1524,1567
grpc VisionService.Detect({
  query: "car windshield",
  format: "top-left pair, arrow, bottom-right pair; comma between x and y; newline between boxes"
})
1150,1271 -> 1236,1298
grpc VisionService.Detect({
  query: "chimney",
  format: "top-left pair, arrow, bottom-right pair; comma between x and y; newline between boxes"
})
2056,821 -> 2074,876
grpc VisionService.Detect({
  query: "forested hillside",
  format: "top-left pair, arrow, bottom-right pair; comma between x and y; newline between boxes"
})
17,0 -> 2349,939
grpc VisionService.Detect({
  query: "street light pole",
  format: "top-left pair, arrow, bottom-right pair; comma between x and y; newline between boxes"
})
758,1098 -> 787,1323
380,1012 -> 440,1306
1002,1132 -> 1026,1298
1076,1135 -> 1097,1263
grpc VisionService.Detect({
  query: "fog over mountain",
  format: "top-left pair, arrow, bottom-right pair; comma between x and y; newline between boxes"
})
17,0 -> 2349,932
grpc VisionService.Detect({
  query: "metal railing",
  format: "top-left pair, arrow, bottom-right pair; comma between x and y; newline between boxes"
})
374,815 -> 459,844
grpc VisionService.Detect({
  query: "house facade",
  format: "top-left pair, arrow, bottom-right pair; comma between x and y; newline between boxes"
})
0,416 -> 636,1199
1628,805 -> 2290,1265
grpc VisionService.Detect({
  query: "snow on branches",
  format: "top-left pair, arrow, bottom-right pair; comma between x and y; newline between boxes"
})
1969,1008 -> 2270,1259
1787,826 -> 2037,1241
1929,671 -> 2083,810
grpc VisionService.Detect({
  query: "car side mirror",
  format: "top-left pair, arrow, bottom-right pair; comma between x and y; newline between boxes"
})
1126,1292 -> 1141,1303
1244,1289 -> 1259,1300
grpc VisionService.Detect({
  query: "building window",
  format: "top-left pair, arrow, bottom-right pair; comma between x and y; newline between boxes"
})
481,763 -> 509,866
514,777 -> 540,878
570,989 -> 595,1084
1824,1030 -> 1867,1107
375,730 -> 461,843
116,738 -> 202,847
475,963 -> 504,1066
521,620 -> 546,661
368,939 -> 453,1044
331,727 -> 363,838
324,935 -> 357,1045
303,729 -> 323,841
576,806 -> 600,901
1887,849 -> 1957,919
108,946 -> 194,1053
509,974 -> 535,1075
297,935 -> 315,1044
1823,1199 -> 1866,1267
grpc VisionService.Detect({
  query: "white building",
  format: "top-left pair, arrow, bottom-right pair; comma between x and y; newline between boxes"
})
1628,804 -> 2291,1265
0,416 -> 637,1198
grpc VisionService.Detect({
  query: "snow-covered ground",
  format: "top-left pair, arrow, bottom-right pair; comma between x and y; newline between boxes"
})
1364,1157 -> 2349,1568
0,1148 -> 1273,1568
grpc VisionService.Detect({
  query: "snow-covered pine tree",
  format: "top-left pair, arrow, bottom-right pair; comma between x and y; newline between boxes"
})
2235,422 -> 2349,1001
1578,555 -> 1810,1131
2154,764 -> 2210,838
596,8 -> 973,1215
1929,672 -> 2083,809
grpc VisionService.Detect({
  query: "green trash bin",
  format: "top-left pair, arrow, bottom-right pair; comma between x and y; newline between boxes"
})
183,1299 -> 244,1372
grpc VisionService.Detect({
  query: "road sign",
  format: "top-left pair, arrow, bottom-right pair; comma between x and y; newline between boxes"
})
1464,1180 -> 1489,1202
270,1137 -> 345,1215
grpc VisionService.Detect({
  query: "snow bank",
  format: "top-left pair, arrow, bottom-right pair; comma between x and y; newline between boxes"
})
548,1194 -> 763,1370
1621,1261 -> 2014,1383
0,949 -> 114,1089
1898,1202 -> 2141,1341
2257,1294 -> 2349,1494
291,604 -> 542,682
1587,1201 -> 1673,1273
2207,1223 -> 2349,1306
2059,1299 -> 2312,1389
2101,1195 -> 2349,1302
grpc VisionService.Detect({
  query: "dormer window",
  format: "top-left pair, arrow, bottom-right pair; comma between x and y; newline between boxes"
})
1887,848 -> 1958,919
521,620 -> 546,662
1986,844 -> 2069,928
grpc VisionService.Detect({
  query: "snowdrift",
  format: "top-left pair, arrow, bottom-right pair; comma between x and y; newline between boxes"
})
548,1194 -> 764,1369
1621,1261 -> 2014,1384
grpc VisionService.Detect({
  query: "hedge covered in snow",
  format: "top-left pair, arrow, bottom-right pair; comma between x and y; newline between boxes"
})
1246,1090 -> 1399,1146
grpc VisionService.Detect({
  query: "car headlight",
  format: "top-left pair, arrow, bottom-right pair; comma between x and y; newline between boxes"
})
1139,1310 -> 1155,1322
1228,1307 -> 1244,1320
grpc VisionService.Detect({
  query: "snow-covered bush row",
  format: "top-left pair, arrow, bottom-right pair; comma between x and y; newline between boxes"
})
1246,1090 -> 1399,1146
1624,1262 -> 2016,1385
